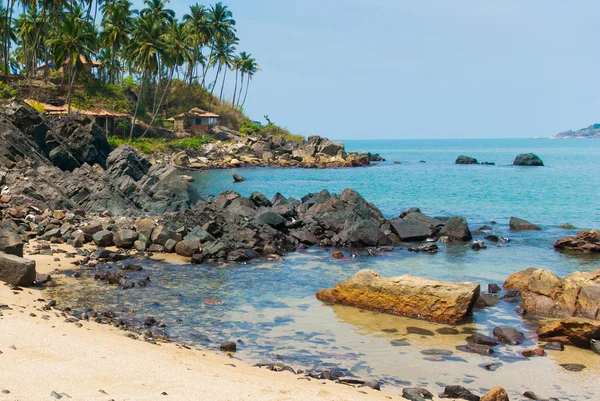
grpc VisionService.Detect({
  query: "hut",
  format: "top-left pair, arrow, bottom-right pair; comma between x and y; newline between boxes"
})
169,108 -> 219,131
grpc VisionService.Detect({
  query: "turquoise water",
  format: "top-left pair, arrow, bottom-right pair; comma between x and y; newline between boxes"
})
49,139 -> 600,399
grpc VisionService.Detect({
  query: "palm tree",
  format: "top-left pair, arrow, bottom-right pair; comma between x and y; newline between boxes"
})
235,51 -> 250,107
100,0 -> 133,84
241,55 -> 259,108
141,19 -> 190,137
207,34 -> 235,109
140,0 -> 174,27
45,5 -> 97,112
182,3 -> 209,84
231,52 -> 243,107
127,13 -> 161,140
201,1 -> 235,88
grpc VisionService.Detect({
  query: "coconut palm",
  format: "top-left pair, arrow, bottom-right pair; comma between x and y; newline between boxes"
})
241,55 -> 259,108
235,51 -> 250,107
201,1 -> 235,88
139,0 -> 174,27
182,3 -> 210,84
141,19 -> 190,137
231,52 -> 243,107
100,0 -> 133,84
45,5 -> 97,112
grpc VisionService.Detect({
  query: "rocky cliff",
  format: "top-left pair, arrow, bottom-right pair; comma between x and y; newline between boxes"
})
552,123 -> 600,139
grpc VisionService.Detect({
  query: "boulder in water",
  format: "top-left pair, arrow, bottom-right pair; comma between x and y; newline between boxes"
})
537,317 -> 600,348
438,216 -> 472,242
315,269 -> 480,324
455,155 -> 479,165
232,172 -> 245,183
554,230 -> 600,253
513,153 -> 544,166
509,217 -> 541,231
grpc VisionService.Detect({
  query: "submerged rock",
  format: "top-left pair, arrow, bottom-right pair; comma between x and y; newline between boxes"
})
509,217 -> 541,231
554,230 -> 600,253
493,327 -> 525,345
513,153 -> 544,166
315,269 -> 480,324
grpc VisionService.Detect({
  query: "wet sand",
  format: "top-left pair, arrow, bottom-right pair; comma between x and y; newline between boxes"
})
0,245 -> 427,401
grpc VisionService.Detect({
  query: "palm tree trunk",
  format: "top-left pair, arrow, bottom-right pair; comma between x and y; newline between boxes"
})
208,64 -> 220,110
219,66 -> 227,101
66,66 -> 78,114
232,69 -> 238,106
200,46 -> 214,89
3,0 -> 14,81
141,66 -> 175,138
241,77 -> 250,108
129,70 -> 146,141
237,73 -> 244,107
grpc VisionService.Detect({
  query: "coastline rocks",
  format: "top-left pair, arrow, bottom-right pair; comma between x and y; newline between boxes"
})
439,385 -> 480,401
509,217 -> 541,231
0,252 -> 36,286
315,269 -> 480,324
554,230 -> 600,253
402,387 -> 434,401
92,230 -> 114,247
0,229 -> 24,257
113,229 -> 138,249
537,318 -> 600,348
455,155 -> 479,165
504,268 -> 600,320
513,153 -> 544,166
438,216 -> 472,242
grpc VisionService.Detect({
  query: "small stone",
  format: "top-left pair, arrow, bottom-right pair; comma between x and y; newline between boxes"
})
220,341 -> 237,352
332,251 -> 344,259
560,363 -> 586,372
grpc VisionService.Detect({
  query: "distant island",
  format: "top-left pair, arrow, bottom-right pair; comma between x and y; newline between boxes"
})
551,123 -> 600,139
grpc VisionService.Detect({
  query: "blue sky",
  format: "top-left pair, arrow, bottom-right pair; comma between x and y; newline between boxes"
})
134,0 -> 600,139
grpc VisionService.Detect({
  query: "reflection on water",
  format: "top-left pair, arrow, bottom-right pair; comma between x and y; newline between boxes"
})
47,226 -> 600,398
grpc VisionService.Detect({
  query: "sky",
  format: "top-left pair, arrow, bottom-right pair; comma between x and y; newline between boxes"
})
134,0 -> 600,139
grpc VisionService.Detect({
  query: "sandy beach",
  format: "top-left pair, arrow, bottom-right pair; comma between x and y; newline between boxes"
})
1,243 -> 425,401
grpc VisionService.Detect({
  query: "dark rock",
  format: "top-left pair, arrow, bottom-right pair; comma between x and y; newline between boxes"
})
389,218 -> 433,241
456,343 -> 494,355
488,284 -> 502,294
560,363 -> 586,372
255,210 -> 286,229
0,252 -> 36,286
92,230 -> 114,247
513,153 -> 544,166
408,244 -> 439,253
113,229 -> 138,249
591,339 -> 600,354
438,216 -> 472,242
402,387 -> 434,401
191,253 -> 206,264
476,293 -> 499,307
436,327 -> 460,335
493,327 -> 525,345
467,333 -> 499,346
439,385 -> 480,401
407,327 -> 435,336
359,379 -> 380,391
164,239 -> 177,253
249,192 -> 272,208
541,342 -> 564,351
232,173 -> 245,183
220,341 -> 237,352
175,239 -> 200,257
150,226 -> 176,246
80,222 -> 103,241
509,217 -> 541,231
455,155 -> 479,165
0,229 -> 24,257
471,240 -> 486,250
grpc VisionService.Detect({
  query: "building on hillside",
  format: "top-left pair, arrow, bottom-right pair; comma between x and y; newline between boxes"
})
24,99 -> 128,135
35,56 -> 102,79
168,108 -> 219,131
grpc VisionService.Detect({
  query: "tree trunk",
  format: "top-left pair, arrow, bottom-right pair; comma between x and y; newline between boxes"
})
208,64 -> 220,110
3,0 -> 14,81
237,73 -> 245,107
141,66 -> 175,138
241,77 -> 250,108
219,65 -> 227,101
232,69 -> 238,107
66,65 -> 78,113
200,46 -> 214,89
129,70 -> 146,141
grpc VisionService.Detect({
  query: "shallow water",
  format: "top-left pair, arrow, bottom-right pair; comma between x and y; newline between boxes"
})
49,139 -> 600,399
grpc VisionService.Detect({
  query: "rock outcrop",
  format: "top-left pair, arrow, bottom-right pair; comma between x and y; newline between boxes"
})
537,317 -> 600,348
554,230 -> 600,253
438,216 -> 472,242
552,123 -> 600,139
504,268 -> 600,320
513,153 -> 544,166
0,101 -> 199,216
0,252 -> 36,286
315,269 -> 480,324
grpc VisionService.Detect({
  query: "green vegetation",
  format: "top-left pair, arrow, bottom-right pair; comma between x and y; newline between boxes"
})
1,0 -> 301,145
107,135 -> 213,154
0,82 -> 17,99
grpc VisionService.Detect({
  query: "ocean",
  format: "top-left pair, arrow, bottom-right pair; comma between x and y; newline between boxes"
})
50,138 -> 600,399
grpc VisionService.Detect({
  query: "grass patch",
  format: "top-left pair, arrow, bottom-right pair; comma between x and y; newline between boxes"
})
107,135 -> 213,154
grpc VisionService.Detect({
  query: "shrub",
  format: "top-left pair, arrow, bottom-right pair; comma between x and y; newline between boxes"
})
0,82 -> 17,99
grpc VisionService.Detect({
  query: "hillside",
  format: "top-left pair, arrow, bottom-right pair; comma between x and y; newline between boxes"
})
552,123 -> 600,139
